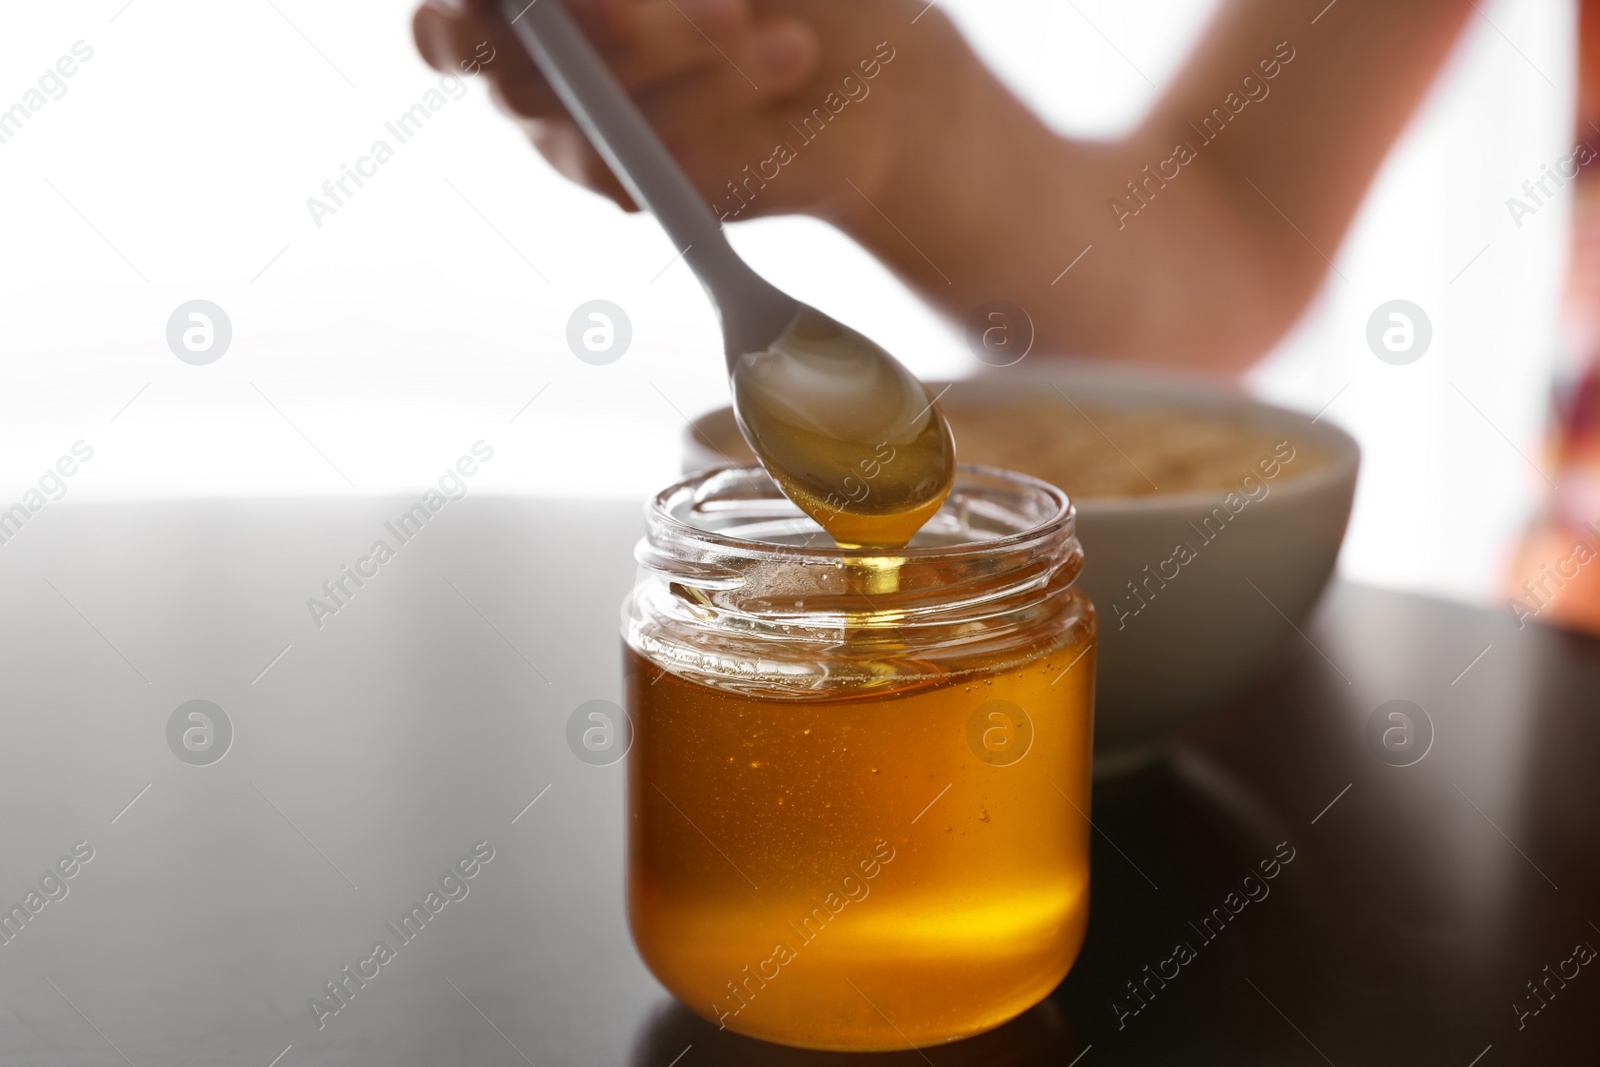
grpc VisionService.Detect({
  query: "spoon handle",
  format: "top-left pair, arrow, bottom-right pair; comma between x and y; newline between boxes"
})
498,0 -> 795,353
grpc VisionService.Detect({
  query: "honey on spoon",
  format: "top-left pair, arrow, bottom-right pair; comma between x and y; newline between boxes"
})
501,0 -> 955,550
732,307 -> 954,548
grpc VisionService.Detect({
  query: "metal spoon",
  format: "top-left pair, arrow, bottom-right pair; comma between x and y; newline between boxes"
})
498,0 -> 954,548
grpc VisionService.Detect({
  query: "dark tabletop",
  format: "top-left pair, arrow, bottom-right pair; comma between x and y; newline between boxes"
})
0,497 -> 1594,1066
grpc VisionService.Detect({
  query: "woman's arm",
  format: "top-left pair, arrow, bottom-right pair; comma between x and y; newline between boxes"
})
842,0 -> 1475,369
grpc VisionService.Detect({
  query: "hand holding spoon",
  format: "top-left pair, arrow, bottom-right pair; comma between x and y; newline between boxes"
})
498,0 -> 954,548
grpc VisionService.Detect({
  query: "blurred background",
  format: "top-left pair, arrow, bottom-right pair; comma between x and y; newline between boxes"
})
0,0 -> 1574,606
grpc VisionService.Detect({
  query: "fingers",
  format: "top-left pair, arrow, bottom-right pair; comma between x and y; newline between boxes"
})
414,0 -> 544,102
415,0 -> 766,119
590,0 -> 753,93
412,0 -> 821,213
524,121 -> 641,211
515,17 -> 818,212
419,0 -> 631,54
495,0 -> 755,118
727,16 -> 820,97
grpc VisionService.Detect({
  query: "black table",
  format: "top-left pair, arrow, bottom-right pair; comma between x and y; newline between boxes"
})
0,498 -> 1594,1065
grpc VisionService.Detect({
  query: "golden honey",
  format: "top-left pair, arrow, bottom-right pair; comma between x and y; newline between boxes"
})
623,466 -> 1095,1050
729,306 -> 956,548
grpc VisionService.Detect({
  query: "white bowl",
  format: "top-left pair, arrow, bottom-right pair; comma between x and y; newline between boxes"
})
682,362 -> 1359,775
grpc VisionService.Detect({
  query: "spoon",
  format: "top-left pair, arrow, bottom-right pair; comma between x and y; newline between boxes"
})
497,0 -> 954,548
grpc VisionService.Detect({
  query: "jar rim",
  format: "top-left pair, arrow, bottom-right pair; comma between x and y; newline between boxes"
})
644,462 -> 1075,564
629,463 -> 1090,695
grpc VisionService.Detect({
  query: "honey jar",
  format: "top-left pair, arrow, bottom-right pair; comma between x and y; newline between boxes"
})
623,465 -> 1095,1050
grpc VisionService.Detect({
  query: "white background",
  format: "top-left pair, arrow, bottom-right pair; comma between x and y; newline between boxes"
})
0,0 -> 1575,605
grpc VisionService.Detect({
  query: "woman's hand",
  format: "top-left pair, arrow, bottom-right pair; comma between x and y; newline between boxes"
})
415,0 -> 1475,372
412,0 -> 970,226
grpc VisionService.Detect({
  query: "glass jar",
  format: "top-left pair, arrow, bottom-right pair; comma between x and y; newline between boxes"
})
622,465 -> 1095,1051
